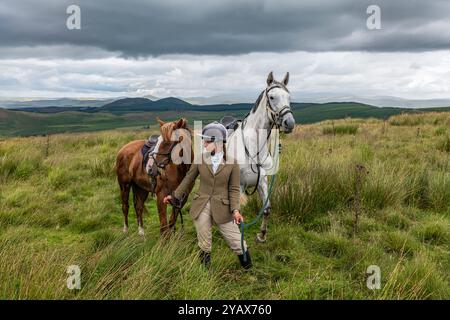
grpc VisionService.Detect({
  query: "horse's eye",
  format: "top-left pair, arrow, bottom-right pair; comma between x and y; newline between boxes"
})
269,96 -> 274,100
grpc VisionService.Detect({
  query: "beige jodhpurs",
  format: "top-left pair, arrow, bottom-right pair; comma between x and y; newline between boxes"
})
193,200 -> 248,255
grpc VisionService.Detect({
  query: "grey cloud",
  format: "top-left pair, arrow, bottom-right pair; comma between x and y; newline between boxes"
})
0,0 -> 449,58
2,51 -> 450,100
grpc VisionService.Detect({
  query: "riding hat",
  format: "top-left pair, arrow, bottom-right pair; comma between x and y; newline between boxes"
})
198,121 -> 228,143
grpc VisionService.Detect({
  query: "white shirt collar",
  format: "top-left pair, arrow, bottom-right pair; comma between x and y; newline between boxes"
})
210,151 -> 223,173
211,151 -> 223,160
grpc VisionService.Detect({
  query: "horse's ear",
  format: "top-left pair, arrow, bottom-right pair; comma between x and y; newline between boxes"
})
176,118 -> 185,128
282,72 -> 289,86
156,117 -> 165,127
267,71 -> 274,86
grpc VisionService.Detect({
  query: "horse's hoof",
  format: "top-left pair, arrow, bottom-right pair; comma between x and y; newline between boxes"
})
122,226 -> 129,233
138,227 -> 145,236
255,233 -> 267,243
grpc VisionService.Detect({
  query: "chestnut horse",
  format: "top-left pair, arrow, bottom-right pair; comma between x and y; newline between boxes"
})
115,118 -> 193,236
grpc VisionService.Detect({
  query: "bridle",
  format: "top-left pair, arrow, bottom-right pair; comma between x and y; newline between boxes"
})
149,134 -> 190,228
151,141 -> 178,169
240,83 -> 292,195
264,83 -> 293,128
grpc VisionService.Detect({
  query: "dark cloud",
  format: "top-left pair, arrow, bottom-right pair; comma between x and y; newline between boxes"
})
0,0 -> 449,57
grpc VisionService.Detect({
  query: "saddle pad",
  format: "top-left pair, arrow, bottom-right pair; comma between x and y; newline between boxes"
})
141,134 -> 160,166
219,115 -> 239,131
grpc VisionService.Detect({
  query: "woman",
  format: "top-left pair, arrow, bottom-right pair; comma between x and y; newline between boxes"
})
163,122 -> 252,269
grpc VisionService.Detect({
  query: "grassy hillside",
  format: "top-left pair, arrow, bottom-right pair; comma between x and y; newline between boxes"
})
292,102 -> 425,123
0,108 -> 241,137
2,101 -> 450,137
0,112 -> 448,299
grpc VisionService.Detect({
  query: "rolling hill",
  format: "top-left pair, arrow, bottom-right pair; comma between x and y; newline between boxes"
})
0,98 -> 112,110
1,97 -> 449,137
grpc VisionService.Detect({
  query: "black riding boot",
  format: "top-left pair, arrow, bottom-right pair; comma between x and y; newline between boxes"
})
238,250 -> 253,270
199,251 -> 211,268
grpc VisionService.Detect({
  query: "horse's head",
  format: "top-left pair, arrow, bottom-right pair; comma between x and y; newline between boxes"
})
264,71 -> 295,133
153,117 -> 191,168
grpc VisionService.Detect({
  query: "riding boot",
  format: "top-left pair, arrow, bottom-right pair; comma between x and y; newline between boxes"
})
237,250 -> 253,270
199,251 -> 211,268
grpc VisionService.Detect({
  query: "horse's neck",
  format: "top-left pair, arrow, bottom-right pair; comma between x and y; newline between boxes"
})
235,94 -> 273,157
244,94 -> 271,130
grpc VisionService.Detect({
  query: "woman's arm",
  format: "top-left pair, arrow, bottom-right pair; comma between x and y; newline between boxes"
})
228,162 -> 241,214
173,163 -> 199,201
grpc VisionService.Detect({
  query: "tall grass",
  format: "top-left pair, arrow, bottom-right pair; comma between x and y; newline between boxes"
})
322,124 -> 359,135
0,232 -> 225,299
271,143 -> 449,223
0,113 -> 449,300
436,135 -> 450,153
389,112 -> 450,126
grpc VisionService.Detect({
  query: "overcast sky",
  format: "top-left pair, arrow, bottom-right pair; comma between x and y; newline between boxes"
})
1,0 -> 450,101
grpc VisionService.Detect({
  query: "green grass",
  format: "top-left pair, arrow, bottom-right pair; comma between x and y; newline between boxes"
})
322,123 -> 359,135
437,135 -> 450,153
0,113 -> 449,299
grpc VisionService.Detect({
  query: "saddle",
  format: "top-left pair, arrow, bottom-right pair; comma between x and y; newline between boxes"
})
219,115 -> 240,132
142,134 -> 159,165
141,134 -> 160,192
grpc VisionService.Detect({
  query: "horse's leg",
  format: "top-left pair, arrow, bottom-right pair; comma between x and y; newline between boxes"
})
256,175 -> 271,243
119,182 -> 131,233
156,193 -> 169,235
132,184 -> 149,236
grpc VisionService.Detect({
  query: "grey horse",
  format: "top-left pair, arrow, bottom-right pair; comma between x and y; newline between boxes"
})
227,71 -> 295,243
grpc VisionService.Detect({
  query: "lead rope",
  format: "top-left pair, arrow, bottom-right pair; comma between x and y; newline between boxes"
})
239,173 -> 277,262
239,124 -> 281,262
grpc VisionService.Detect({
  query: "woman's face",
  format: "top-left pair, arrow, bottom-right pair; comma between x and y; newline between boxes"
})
203,140 -> 215,153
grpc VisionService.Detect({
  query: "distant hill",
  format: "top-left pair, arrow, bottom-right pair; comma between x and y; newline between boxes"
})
99,98 -> 154,112
97,97 -> 250,113
0,98 -> 113,109
13,106 -> 98,113
8,96 -> 450,117
306,95 -> 450,108
1,97 -> 450,136
155,97 -> 192,109
290,102 -> 419,123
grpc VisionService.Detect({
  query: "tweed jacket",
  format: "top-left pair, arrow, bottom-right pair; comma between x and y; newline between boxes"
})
173,154 -> 240,224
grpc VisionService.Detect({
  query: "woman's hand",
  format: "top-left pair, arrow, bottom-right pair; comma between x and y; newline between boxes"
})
163,195 -> 172,205
233,210 -> 244,224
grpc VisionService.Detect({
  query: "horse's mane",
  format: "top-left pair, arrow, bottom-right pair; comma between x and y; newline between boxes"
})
160,122 -> 174,141
251,91 -> 265,114
160,120 -> 193,142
